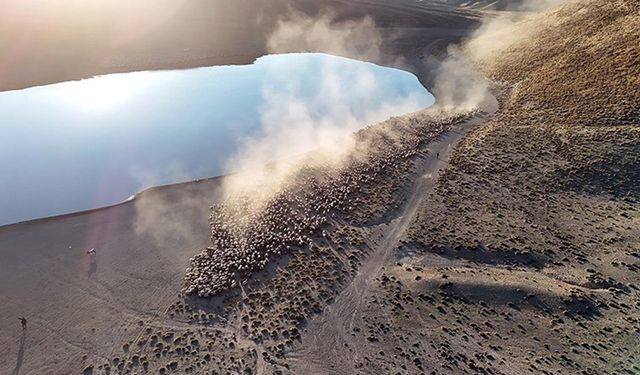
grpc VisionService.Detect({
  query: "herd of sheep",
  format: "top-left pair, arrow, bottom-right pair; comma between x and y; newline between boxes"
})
183,110 -> 475,297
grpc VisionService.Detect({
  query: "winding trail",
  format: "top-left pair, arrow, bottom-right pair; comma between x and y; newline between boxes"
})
287,109 -> 493,374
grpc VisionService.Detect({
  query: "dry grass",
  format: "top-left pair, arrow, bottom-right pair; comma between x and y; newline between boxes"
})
397,0 -> 640,373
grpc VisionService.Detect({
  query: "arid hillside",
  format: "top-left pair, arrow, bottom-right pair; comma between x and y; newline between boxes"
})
393,0 -> 640,373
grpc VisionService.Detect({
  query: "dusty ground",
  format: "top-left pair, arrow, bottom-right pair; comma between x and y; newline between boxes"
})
0,106 -> 488,374
320,1 -> 640,374
0,179 -> 224,374
1,0 -> 638,374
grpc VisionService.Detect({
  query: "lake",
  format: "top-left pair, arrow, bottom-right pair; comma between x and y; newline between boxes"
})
0,53 -> 434,226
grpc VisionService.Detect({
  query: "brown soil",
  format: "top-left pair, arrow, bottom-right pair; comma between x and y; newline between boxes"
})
360,1 -> 640,374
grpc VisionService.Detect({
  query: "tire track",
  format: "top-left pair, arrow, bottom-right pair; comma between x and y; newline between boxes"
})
287,109 -> 494,374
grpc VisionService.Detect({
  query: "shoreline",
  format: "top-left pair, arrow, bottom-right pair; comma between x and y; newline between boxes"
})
0,2 -> 487,373
0,53 -> 436,229
0,175 -> 224,230
0,0 -> 482,94
0,104 -> 489,375
2,0 -> 637,373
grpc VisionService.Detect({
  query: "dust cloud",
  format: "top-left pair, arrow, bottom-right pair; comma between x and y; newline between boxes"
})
220,12 -> 426,209
130,164 -> 219,247
432,0 -> 568,110
266,10 -> 383,62
430,49 -> 494,111
134,1 -> 568,238
467,0 -> 568,63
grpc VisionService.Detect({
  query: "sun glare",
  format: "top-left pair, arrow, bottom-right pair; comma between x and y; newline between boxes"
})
56,72 -> 150,112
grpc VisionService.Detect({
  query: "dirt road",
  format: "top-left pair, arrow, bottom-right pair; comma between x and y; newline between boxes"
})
287,108 -> 494,374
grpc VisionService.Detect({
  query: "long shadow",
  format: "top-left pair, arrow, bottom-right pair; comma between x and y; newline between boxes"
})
87,253 -> 97,278
401,242 -> 550,269
553,140 -> 640,201
11,328 -> 26,375
434,279 -> 603,319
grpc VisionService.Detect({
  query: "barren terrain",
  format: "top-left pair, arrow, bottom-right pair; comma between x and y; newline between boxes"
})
1,0 -> 638,374
327,1 -> 640,374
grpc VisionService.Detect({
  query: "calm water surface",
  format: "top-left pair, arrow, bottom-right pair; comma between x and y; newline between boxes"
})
0,53 -> 434,225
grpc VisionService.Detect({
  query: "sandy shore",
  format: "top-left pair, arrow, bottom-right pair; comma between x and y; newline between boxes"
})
0,178 -> 221,373
0,0 -> 481,93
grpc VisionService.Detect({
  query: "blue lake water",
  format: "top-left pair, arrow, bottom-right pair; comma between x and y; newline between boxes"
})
0,53 -> 434,225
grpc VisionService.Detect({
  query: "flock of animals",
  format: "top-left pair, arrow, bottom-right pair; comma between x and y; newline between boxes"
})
183,110 -> 475,298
